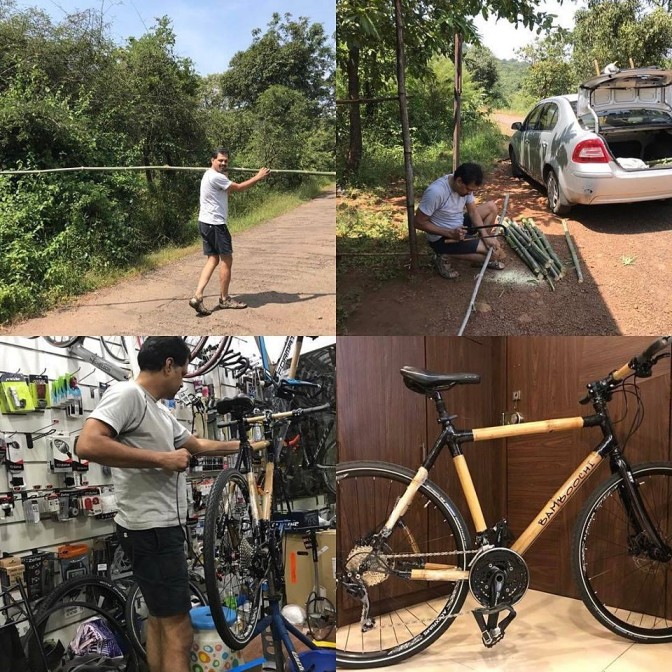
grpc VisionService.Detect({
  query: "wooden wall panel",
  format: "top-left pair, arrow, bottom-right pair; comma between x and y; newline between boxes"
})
336,336 -> 425,466
425,337 -> 507,538
506,336 -> 671,598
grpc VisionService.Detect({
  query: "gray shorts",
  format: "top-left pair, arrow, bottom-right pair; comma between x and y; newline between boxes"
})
199,221 -> 233,255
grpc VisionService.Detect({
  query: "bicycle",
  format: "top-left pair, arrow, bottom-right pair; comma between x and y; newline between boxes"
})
337,336 -> 672,668
202,395 -> 332,671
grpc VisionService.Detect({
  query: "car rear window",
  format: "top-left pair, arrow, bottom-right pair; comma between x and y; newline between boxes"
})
572,106 -> 672,131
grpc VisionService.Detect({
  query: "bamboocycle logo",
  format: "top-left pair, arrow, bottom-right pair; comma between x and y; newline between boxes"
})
538,457 -> 600,526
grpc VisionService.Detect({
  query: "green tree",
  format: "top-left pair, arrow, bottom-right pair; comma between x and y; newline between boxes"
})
220,13 -> 333,109
572,0 -> 672,80
464,44 -> 504,105
518,28 -> 575,99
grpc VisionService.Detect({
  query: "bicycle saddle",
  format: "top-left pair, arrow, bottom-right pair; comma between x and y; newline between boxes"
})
400,366 -> 481,394
216,395 -> 255,418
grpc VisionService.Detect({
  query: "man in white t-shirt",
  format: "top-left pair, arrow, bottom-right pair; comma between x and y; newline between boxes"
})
414,162 -> 505,279
77,337 -> 241,672
189,148 -> 270,315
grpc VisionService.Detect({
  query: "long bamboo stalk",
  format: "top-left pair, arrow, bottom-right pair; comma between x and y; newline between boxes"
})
509,224 -> 555,290
562,219 -> 584,283
0,165 -> 336,176
507,225 -> 547,272
524,222 -> 562,277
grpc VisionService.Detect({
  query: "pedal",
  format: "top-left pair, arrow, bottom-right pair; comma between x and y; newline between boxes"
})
473,604 -> 516,648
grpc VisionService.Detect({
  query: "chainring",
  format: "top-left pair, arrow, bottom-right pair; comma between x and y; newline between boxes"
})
469,547 -> 529,608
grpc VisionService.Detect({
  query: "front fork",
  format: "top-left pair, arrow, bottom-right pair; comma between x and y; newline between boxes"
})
613,457 -> 672,562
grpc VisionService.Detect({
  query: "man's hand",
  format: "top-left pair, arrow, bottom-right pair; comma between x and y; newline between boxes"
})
256,167 -> 270,180
444,226 -> 466,242
161,448 -> 191,473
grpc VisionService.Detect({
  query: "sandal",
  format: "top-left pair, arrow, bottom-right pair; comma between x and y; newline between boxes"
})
189,297 -> 212,316
486,260 -> 505,270
219,296 -> 248,309
433,254 -> 460,280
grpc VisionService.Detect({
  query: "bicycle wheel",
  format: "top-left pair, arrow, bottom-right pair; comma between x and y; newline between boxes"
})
125,579 -> 207,660
36,575 -> 127,624
306,592 -> 336,640
25,600 -> 140,672
337,461 -> 472,669
99,337 -> 129,363
43,336 -> 83,348
184,337 -> 232,378
572,461 -> 672,642
203,468 -> 263,649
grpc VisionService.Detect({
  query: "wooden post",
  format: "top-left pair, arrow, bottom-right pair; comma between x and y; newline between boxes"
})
453,33 -> 463,172
394,0 -> 418,272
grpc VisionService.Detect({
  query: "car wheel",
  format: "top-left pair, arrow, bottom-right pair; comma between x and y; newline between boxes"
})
545,170 -> 572,215
509,146 -> 523,178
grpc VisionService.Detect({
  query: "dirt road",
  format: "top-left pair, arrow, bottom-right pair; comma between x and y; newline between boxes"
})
9,192 -> 335,336
339,116 -> 672,335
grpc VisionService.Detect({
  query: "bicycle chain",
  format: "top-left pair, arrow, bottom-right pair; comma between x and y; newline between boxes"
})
346,548 -> 483,629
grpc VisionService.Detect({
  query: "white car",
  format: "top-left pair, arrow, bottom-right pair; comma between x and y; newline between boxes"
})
509,67 -> 672,214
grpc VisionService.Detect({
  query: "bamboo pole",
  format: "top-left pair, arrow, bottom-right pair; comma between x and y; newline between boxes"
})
528,220 -> 565,276
509,224 -> 555,290
523,221 -> 562,277
503,224 -> 542,279
453,34 -> 463,172
457,194 -> 509,336
562,219 -> 584,283
394,0 -> 419,272
0,165 -> 336,177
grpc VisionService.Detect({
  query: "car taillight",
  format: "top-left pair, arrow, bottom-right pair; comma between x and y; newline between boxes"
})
572,139 -> 610,163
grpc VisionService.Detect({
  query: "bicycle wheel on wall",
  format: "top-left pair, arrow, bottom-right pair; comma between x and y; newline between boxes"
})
203,468 -> 263,649
336,461 -> 472,669
572,461 -> 672,643
42,337 -> 83,348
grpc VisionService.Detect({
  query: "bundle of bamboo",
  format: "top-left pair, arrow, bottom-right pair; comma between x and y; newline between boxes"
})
501,217 -> 565,291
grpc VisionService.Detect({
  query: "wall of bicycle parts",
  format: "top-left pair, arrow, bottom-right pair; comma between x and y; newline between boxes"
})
337,336 -> 671,602
0,336 -> 238,597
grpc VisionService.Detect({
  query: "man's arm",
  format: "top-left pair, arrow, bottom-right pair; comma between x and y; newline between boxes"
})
227,167 -> 270,193
77,419 -> 190,472
414,209 -> 465,241
181,434 -> 240,457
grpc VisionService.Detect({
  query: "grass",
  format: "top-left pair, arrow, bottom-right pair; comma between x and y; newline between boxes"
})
2,180 -> 332,327
337,120 -> 508,330
621,255 -> 637,266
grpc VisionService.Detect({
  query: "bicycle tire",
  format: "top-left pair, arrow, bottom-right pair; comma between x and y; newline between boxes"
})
43,336 -> 83,348
184,336 -> 232,378
572,461 -> 672,643
99,337 -> 130,363
25,600 -> 140,672
125,579 -> 207,660
36,575 -> 127,624
336,461 -> 472,669
306,592 -> 336,640
203,468 -> 264,649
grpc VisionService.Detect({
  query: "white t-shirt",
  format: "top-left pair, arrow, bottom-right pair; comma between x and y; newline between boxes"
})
199,168 -> 232,225
418,174 -> 475,242
89,381 -> 191,530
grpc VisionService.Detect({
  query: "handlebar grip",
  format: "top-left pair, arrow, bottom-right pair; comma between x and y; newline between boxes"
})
613,336 -> 672,381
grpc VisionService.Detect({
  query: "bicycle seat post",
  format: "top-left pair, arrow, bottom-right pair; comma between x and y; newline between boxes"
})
431,391 -> 453,426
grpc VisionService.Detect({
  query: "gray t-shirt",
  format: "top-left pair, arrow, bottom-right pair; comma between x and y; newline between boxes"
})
418,174 -> 475,242
89,381 -> 190,530
199,168 -> 232,225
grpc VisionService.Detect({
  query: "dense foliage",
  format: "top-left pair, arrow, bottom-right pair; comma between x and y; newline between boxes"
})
0,1 -> 334,322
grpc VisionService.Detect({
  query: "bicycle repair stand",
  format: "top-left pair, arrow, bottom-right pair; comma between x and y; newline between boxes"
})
258,574 -> 335,672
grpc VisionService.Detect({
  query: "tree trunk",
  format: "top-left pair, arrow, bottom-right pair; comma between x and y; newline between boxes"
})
453,33 -> 463,172
346,45 -> 362,177
394,0 -> 418,272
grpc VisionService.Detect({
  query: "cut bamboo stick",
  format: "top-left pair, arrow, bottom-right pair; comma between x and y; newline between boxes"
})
562,219 -> 584,283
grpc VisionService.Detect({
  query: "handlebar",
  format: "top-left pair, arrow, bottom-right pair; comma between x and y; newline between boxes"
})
217,402 -> 331,428
580,336 -> 671,405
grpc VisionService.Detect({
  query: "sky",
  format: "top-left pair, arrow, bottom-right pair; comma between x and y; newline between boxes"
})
473,0 -> 586,61
15,0 -> 336,76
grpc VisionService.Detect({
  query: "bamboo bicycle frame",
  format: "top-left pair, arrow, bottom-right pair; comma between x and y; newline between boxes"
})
381,415 -> 608,583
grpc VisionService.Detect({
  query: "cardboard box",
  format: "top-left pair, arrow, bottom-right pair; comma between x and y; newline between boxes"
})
316,529 -> 336,606
284,533 -> 314,607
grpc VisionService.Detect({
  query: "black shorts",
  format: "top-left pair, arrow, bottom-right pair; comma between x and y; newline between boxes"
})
199,221 -> 233,255
116,524 -> 190,618
428,213 -> 481,256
